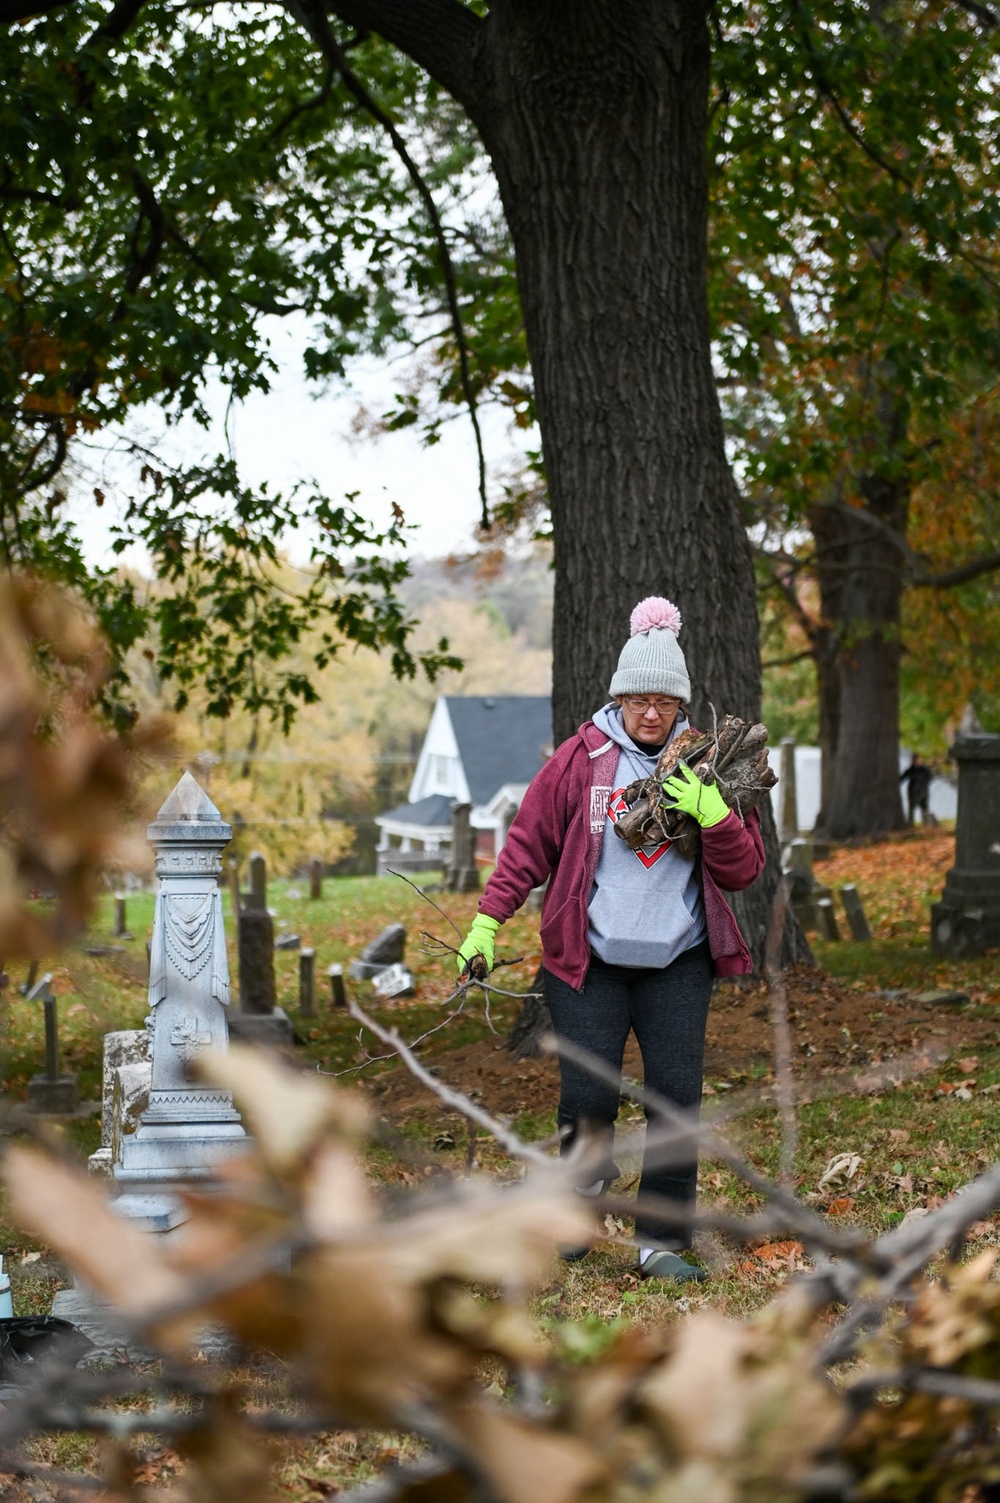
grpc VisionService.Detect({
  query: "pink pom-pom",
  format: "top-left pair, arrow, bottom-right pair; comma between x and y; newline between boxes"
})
629,596 -> 682,637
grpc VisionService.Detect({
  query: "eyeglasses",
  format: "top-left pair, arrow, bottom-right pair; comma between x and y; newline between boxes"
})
621,696 -> 682,715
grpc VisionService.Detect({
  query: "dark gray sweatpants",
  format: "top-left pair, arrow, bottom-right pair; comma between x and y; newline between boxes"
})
543,939 -> 714,1249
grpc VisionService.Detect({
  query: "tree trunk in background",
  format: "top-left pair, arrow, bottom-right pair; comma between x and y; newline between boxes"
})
811,386 -> 910,841
471,0 -> 806,965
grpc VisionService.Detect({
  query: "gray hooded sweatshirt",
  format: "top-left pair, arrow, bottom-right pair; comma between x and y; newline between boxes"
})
586,703 -> 707,969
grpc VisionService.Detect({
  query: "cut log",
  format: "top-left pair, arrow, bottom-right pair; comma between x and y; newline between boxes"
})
614,713 -> 778,859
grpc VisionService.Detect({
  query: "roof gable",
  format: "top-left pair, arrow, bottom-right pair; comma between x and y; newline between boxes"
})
443,696 -> 552,806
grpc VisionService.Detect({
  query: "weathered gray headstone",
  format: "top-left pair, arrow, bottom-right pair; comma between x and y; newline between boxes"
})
447,804 -> 480,893
815,897 -> 840,943
112,772 -> 247,1230
89,1029 -> 151,1179
25,974 -> 79,1115
299,948 -> 316,1017
840,884 -> 872,942
372,962 -> 415,999
932,734 -> 1000,958
785,837 -> 832,933
328,963 -> 347,1009
237,907 -> 277,1012
309,857 -> 323,900
247,850 -> 267,910
349,923 -> 406,981
779,737 -> 798,844
113,893 -> 131,939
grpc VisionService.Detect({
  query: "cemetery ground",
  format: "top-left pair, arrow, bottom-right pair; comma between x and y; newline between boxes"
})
1,823 -> 999,1496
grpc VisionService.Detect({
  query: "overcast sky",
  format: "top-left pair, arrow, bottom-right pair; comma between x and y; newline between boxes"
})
70,322 -> 524,569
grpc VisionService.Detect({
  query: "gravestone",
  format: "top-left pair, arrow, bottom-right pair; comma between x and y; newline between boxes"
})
784,837 -> 832,933
328,963 -> 347,1009
299,948 -> 316,1017
779,737 -> 798,845
931,733 -> 1000,957
840,884 -> 872,942
24,974 -> 79,1114
309,857 -> 323,900
88,1029 -> 151,1179
447,804 -> 480,893
815,897 -> 840,942
230,849 -> 293,1045
113,893 -> 131,940
111,772 -> 247,1230
349,923 -> 406,982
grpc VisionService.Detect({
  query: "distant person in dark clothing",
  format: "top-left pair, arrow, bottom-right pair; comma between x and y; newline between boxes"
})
900,754 -> 933,826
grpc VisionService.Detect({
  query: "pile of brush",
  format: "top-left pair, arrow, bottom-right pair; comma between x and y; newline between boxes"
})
614,714 -> 777,859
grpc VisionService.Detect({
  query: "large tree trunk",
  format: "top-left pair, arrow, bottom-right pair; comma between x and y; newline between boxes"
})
471,1 -> 804,965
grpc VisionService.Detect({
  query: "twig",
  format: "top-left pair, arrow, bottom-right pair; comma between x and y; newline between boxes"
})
346,998 -> 551,1165
765,874 -> 798,1182
387,869 -> 463,940
325,999 -> 472,1078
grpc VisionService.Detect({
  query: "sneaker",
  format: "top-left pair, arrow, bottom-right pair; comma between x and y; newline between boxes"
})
638,1251 -> 707,1283
558,1243 -> 593,1264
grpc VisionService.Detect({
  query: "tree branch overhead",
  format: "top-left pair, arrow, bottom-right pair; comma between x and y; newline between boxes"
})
322,0 -> 485,115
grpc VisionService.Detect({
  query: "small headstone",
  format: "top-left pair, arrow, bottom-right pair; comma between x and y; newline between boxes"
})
299,948 -> 316,1017
912,989 -> 971,1007
447,804 -> 480,893
25,975 -> 79,1115
361,923 -> 406,965
309,857 -> 323,901
275,932 -> 301,951
371,963 -> 415,999
779,738 -> 798,844
350,923 -> 405,979
328,963 -> 347,1010
247,851 -> 267,911
238,908 -> 277,1013
112,893 -> 131,940
840,884 -> 872,942
815,897 -> 840,942
785,837 -> 831,932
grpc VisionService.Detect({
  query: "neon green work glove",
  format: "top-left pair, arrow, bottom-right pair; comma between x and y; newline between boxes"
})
457,913 -> 501,976
661,761 -> 730,829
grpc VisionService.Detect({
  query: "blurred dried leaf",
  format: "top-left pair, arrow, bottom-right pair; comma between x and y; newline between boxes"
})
0,572 -> 167,957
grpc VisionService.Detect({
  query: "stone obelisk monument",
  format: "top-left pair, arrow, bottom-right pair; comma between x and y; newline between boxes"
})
113,772 -> 246,1230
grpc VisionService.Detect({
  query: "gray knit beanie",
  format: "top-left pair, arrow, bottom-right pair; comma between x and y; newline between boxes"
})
608,597 -> 691,700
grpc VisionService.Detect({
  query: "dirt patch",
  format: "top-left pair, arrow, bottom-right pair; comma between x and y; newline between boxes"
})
365,829 -> 998,1131
366,965 -> 998,1130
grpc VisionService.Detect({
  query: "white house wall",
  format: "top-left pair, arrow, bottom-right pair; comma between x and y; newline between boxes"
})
409,699 -> 470,804
766,745 -> 958,832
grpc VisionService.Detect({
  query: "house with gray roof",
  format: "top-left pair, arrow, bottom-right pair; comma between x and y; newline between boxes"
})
375,696 -> 552,874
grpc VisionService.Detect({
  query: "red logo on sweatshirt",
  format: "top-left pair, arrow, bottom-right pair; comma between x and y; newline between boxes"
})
607,789 -> 672,868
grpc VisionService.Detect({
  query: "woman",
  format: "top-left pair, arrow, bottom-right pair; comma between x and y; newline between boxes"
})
457,598 -> 765,1282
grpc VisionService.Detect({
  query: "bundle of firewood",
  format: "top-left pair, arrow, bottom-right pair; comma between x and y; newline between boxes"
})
614,714 -> 777,859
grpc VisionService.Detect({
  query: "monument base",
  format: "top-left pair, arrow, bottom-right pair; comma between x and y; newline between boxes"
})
51,1285 -> 230,1362
930,897 -> 1000,958
27,1073 -> 79,1114
227,1007 -> 294,1046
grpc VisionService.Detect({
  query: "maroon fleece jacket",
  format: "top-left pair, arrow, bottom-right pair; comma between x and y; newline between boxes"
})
478,718 -> 766,989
